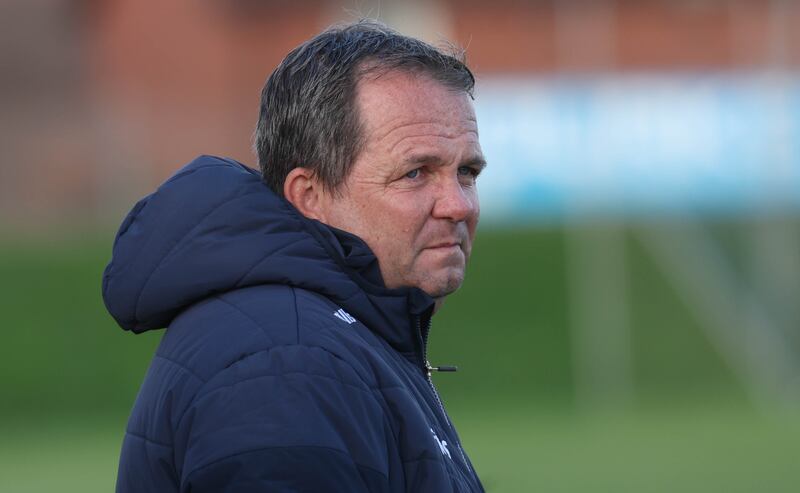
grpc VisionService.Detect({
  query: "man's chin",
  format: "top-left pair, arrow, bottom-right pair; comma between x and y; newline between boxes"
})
418,270 -> 465,299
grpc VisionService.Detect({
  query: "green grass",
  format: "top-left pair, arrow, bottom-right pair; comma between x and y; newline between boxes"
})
1,223 -> 797,491
458,405 -> 800,492
0,417 -> 125,493
1,406 -> 797,492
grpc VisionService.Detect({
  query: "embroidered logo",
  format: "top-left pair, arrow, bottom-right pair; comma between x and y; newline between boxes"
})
431,428 -> 452,460
333,308 -> 356,324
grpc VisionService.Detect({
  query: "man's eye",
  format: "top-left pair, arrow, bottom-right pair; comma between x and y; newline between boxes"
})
405,168 -> 421,179
458,166 -> 478,178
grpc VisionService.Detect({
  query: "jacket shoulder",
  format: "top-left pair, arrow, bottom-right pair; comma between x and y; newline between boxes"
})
121,285 -> 396,491
158,284 -> 372,378
158,284 -> 298,379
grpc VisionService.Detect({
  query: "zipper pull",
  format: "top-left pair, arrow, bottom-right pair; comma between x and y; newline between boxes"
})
426,360 -> 458,376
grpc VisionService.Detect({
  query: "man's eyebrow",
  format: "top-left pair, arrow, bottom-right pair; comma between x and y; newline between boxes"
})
463,156 -> 488,170
404,154 -> 487,170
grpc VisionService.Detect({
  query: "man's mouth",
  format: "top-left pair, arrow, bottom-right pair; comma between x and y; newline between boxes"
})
425,241 -> 462,250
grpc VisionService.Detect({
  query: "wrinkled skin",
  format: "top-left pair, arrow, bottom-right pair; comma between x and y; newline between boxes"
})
318,70 -> 485,304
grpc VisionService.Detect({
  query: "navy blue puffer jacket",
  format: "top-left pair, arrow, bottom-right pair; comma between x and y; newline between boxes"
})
103,155 -> 484,492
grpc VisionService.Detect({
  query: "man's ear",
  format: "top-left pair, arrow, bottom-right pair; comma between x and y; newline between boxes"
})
283,167 -> 327,221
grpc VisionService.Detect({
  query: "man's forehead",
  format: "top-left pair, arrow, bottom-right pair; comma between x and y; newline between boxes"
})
356,69 -> 473,113
355,70 -> 478,140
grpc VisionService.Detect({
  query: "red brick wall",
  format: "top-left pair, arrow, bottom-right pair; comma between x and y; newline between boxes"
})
3,0 -> 799,225
87,0 -> 330,179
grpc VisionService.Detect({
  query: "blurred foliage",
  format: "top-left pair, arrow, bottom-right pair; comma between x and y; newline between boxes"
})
433,224 -> 748,410
434,227 -> 573,406
0,231 -> 160,419
0,225 -> 754,417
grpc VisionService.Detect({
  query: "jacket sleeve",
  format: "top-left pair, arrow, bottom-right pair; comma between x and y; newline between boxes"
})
176,344 -> 393,492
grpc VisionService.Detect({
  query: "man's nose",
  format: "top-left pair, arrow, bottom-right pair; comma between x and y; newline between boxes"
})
432,176 -> 476,222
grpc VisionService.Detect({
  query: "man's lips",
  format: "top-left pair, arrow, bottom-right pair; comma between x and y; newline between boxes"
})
425,241 -> 463,250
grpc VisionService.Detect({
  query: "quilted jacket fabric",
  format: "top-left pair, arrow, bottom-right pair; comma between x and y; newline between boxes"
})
103,155 -> 484,492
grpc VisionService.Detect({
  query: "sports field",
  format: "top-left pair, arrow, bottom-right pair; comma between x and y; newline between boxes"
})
2,406 -> 797,492
1,225 -> 797,492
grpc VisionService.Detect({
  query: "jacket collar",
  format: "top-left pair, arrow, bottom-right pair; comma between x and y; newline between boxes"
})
300,214 -> 436,359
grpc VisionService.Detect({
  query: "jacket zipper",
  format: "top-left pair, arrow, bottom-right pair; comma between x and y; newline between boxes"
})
417,315 -> 474,473
418,316 -> 451,427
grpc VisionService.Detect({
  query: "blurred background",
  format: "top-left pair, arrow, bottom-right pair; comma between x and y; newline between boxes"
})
1,0 -> 799,491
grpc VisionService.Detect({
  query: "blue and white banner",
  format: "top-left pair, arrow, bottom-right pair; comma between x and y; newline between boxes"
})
474,74 -> 800,221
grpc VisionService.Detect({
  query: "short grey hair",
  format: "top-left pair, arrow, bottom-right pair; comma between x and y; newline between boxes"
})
254,20 -> 475,196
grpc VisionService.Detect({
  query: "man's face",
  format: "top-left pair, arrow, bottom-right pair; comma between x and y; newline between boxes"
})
319,70 -> 484,300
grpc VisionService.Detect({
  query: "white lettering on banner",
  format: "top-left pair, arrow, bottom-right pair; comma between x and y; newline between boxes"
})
474,75 -> 800,220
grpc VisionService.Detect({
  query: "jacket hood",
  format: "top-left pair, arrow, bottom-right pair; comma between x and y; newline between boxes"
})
102,155 -> 435,355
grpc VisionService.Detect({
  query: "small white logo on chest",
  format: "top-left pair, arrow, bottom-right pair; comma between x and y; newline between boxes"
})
333,308 -> 356,324
431,428 -> 452,460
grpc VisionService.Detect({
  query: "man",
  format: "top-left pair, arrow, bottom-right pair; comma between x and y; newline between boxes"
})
104,20 -> 486,492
